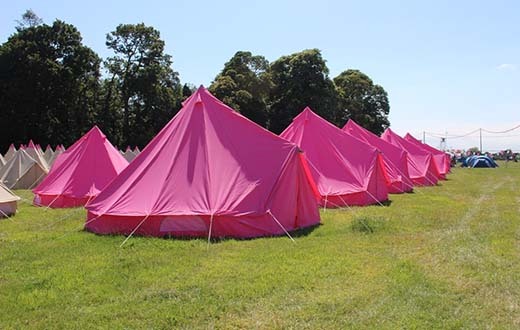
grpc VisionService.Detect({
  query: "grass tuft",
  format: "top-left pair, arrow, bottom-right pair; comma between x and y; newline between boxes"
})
351,215 -> 388,233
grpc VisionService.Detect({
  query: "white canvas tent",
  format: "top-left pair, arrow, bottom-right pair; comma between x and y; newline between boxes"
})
43,146 -> 54,164
0,182 -> 20,217
47,147 -> 63,168
122,149 -> 137,162
0,149 -> 48,189
25,142 -> 49,171
4,144 -> 16,162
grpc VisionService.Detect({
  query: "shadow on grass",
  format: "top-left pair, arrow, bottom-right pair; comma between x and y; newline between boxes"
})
83,223 -> 321,245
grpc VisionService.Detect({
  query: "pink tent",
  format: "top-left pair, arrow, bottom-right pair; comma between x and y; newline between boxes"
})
381,128 -> 440,186
404,133 -> 450,179
343,120 -> 413,193
33,126 -> 129,208
280,107 -> 389,207
85,86 -> 320,239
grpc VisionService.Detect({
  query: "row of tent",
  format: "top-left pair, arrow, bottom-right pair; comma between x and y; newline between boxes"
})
1,87 -> 452,239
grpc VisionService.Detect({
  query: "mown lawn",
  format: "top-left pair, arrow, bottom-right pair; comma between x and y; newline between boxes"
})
1,162 -> 519,329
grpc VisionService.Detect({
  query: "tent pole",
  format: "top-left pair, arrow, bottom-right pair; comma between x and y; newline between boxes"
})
207,214 -> 214,249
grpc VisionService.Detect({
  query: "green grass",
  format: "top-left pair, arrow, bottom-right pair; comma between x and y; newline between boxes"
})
1,162 -> 520,329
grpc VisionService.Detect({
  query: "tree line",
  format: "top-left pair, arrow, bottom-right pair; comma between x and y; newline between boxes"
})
0,10 -> 390,151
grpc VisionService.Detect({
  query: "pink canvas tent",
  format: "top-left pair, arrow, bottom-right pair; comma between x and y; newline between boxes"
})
381,128 -> 440,186
85,86 -> 320,239
33,126 -> 129,208
404,133 -> 450,179
343,120 -> 413,193
280,107 -> 389,207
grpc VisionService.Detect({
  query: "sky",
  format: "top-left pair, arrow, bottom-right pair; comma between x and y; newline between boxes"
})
2,0 -> 519,151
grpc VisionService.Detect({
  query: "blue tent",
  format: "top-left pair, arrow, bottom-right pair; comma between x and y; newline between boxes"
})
467,155 -> 498,168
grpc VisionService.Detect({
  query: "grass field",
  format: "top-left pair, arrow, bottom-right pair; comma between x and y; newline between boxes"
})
1,162 -> 520,329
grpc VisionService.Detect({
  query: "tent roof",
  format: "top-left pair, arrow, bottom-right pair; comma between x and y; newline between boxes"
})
33,126 -> 128,199
87,86 -> 310,217
0,149 -> 48,188
343,120 -> 408,165
0,182 -> 20,203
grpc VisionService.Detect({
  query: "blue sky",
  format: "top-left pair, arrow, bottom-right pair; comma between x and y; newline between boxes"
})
2,0 -> 519,151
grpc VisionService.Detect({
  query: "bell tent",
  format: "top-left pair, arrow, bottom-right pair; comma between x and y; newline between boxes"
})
33,126 -> 129,208
0,182 -> 20,218
4,144 -> 16,161
85,86 -> 321,239
0,149 -> 48,189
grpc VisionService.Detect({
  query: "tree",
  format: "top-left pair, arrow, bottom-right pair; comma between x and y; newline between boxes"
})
0,16 -> 101,150
268,49 -> 339,134
334,69 -> 390,135
209,51 -> 271,126
181,83 -> 196,101
105,23 -> 182,147
16,9 -> 43,30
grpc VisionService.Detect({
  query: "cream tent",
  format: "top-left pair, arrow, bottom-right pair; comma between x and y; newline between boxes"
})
0,154 -> 5,167
0,182 -> 20,217
47,145 -> 64,168
26,141 -> 49,171
4,144 -> 16,161
0,149 -> 48,189
122,149 -> 137,162
43,145 -> 54,164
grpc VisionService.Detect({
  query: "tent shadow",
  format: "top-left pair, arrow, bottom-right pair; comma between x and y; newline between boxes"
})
160,223 -> 321,244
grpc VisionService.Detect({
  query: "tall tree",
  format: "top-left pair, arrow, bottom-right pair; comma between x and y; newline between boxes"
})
105,23 -> 182,148
334,69 -> 390,135
0,16 -> 101,150
268,49 -> 339,133
15,9 -> 43,30
209,51 -> 271,127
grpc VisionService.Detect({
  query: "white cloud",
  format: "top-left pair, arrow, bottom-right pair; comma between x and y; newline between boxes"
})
496,63 -> 517,71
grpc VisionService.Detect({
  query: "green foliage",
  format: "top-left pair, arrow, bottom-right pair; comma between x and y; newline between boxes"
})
0,18 -> 101,149
105,23 -> 182,148
15,9 -> 43,30
268,49 -> 340,133
209,51 -> 271,127
334,69 -> 390,135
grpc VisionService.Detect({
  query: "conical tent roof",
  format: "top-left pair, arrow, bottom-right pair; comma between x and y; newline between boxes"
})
122,149 -> 137,162
0,182 -> 20,218
381,128 -> 440,186
47,147 -> 63,168
4,144 -> 16,161
43,145 -> 54,164
0,149 -> 48,189
25,140 -> 48,171
404,133 -> 450,178
343,120 -> 413,193
85,86 -> 320,238
280,107 -> 389,207
33,126 -> 129,208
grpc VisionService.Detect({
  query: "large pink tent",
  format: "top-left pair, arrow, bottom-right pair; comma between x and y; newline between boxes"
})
280,107 -> 389,207
404,133 -> 450,179
33,126 -> 128,208
381,128 -> 440,186
343,120 -> 413,193
85,87 -> 320,239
